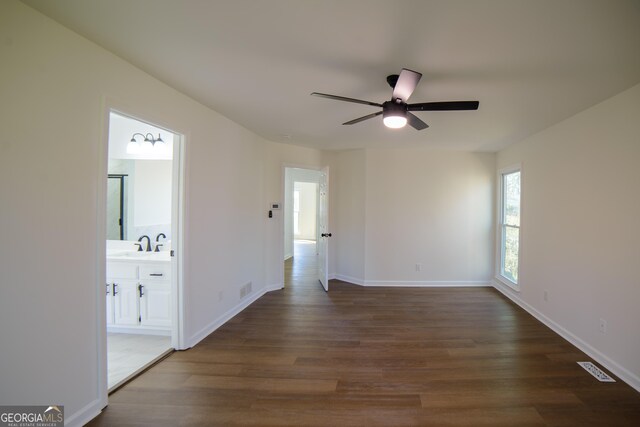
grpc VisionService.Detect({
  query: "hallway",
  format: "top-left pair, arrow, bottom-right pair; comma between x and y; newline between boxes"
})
284,239 -> 319,289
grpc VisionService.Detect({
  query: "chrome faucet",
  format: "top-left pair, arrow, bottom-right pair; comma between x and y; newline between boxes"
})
138,235 -> 152,252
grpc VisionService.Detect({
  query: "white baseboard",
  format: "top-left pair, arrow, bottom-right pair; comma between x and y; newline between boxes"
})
266,283 -> 284,292
188,288 -> 267,347
334,274 -> 365,286
333,275 -> 491,288
492,280 -> 640,393
65,397 -> 105,427
364,280 -> 491,287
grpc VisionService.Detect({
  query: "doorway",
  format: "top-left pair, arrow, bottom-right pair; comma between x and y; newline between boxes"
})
103,111 -> 183,391
283,167 -> 329,290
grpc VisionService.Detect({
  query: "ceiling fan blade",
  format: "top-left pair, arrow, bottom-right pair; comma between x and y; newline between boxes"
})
343,111 -> 383,125
311,92 -> 382,107
408,101 -> 479,111
392,68 -> 422,102
407,113 -> 429,130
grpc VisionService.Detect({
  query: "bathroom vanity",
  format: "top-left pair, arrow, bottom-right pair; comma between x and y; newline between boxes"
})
106,251 -> 171,336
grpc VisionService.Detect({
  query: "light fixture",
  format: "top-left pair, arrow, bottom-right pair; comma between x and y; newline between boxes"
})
127,132 -> 164,154
130,132 -> 163,146
382,100 -> 407,129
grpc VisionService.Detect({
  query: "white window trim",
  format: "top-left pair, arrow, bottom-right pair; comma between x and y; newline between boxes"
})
495,163 -> 522,291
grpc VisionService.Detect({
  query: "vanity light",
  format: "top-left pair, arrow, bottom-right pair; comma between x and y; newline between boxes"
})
127,132 -> 164,154
130,132 -> 163,146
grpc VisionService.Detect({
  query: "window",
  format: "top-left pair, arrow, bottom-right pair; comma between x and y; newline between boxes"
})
499,167 -> 521,287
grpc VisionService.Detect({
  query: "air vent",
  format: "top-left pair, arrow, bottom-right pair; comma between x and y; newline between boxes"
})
577,362 -> 615,382
240,281 -> 252,298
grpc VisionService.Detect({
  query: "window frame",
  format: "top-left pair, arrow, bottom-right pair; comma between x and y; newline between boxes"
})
496,164 -> 522,291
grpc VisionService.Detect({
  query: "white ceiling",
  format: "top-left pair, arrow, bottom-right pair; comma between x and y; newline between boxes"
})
23,0 -> 640,151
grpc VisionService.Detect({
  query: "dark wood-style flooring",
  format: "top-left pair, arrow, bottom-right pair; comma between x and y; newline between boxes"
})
89,240 -> 640,426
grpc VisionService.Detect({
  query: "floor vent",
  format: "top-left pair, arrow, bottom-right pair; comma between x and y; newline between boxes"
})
577,362 -> 615,382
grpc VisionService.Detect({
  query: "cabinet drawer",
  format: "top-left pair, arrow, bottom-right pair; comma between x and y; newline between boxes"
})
140,263 -> 170,281
107,262 -> 138,279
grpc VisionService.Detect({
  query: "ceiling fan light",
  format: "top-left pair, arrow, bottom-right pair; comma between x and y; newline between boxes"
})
383,114 -> 407,129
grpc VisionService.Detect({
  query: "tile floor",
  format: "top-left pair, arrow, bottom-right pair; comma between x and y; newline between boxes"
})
107,332 -> 172,391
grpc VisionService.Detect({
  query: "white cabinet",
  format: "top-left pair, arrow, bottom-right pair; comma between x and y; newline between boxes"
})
106,259 -> 171,334
106,283 -> 114,325
139,282 -> 171,327
139,262 -> 172,327
113,280 -> 139,326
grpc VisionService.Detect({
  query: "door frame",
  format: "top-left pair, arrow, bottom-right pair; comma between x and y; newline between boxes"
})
280,164 -> 328,289
96,99 -> 187,408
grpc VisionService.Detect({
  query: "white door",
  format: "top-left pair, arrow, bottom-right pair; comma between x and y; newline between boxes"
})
113,280 -> 139,325
317,167 -> 330,291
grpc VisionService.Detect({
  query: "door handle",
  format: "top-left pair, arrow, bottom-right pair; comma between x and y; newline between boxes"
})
321,233 -> 332,237
139,284 -> 145,297
112,283 -> 118,296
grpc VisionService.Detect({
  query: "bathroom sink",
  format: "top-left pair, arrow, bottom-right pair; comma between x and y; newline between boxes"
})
107,250 -> 170,261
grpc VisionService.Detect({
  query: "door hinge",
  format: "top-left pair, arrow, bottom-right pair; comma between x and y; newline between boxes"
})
139,315 -> 141,323
170,250 -> 175,257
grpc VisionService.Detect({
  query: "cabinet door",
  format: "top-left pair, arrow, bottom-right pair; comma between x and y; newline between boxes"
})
106,283 -> 114,325
113,280 -> 139,325
139,281 -> 171,327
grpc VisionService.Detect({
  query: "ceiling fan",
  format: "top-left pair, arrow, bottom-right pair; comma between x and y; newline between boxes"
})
311,68 -> 479,130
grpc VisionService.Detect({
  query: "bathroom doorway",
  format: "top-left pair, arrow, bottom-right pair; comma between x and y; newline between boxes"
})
103,111 -> 184,392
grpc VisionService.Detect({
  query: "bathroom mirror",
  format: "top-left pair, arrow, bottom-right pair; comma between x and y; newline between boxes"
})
107,158 -> 172,242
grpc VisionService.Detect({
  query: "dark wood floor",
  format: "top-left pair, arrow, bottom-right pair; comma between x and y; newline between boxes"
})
89,241 -> 640,426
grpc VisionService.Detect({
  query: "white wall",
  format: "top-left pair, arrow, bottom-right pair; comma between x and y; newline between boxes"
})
133,160 -> 172,231
332,149 -> 495,286
0,1 -> 272,424
294,181 -> 317,240
333,150 -> 367,284
365,149 -> 495,285
495,83 -> 640,390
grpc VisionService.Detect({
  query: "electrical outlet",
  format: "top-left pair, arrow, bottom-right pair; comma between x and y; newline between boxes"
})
543,290 -> 548,302
599,318 -> 607,334
415,264 -> 422,272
